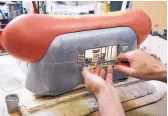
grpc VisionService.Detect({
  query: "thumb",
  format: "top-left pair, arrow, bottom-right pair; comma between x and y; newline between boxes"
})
116,52 -> 130,63
106,65 -> 113,85
82,67 -> 91,79
82,67 -> 97,81
82,67 -> 104,84
114,65 -> 134,76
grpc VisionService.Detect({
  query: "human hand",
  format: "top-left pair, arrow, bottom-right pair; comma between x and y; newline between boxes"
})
82,65 -> 113,97
82,66 -> 125,116
114,50 -> 167,82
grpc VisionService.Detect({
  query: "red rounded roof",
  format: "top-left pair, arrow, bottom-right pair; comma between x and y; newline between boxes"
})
2,9 -> 151,63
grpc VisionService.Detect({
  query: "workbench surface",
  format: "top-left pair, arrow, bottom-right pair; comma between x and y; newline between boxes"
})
0,55 -> 167,116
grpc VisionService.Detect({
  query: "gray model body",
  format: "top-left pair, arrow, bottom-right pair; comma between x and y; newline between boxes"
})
17,27 -> 137,95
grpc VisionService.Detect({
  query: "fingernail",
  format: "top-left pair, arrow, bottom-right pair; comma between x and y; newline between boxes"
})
83,67 -> 87,71
113,66 -> 117,70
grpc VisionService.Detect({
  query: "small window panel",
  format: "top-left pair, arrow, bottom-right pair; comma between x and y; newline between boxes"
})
84,45 -> 119,68
77,45 -> 128,69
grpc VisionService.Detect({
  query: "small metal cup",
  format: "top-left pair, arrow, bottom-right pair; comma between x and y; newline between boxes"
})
5,94 -> 19,114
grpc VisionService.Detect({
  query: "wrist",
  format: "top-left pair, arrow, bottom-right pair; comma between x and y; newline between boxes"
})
95,86 -> 125,116
95,85 -> 119,104
159,64 -> 167,82
95,85 -> 112,100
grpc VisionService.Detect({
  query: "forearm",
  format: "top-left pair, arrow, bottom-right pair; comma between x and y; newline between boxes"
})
96,87 -> 125,116
97,98 -> 125,116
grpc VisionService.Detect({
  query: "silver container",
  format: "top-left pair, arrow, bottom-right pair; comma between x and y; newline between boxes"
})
5,94 -> 19,114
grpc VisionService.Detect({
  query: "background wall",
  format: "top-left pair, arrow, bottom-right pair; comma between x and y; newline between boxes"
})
22,1 -> 167,33
132,1 -> 167,33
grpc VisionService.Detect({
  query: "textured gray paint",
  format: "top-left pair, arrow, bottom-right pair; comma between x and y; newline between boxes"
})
18,27 -> 137,95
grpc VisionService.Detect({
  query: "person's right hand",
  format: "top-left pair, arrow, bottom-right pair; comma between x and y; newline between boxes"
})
114,50 -> 167,82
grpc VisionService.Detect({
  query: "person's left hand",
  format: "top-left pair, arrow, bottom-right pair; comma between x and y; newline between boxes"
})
82,66 -> 125,116
82,65 -> 114,97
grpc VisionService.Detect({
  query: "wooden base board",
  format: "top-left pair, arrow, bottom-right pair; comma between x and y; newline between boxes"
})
15,78 -> 166,116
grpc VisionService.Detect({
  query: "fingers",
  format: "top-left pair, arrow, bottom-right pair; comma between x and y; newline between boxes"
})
82,67 -> 97,84
90,68 -> 94,73
114,65 -> 134,76
83,67 -> 101,81
88,65 -> 112,82
99,68 -> 105,79
94,65 -> 101,75
116,52 -> 130,63
106,65 -> 113,85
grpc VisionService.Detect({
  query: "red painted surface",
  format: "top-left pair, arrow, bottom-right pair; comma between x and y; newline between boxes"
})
2,9 -> 151,63
0,29 -> 5,51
